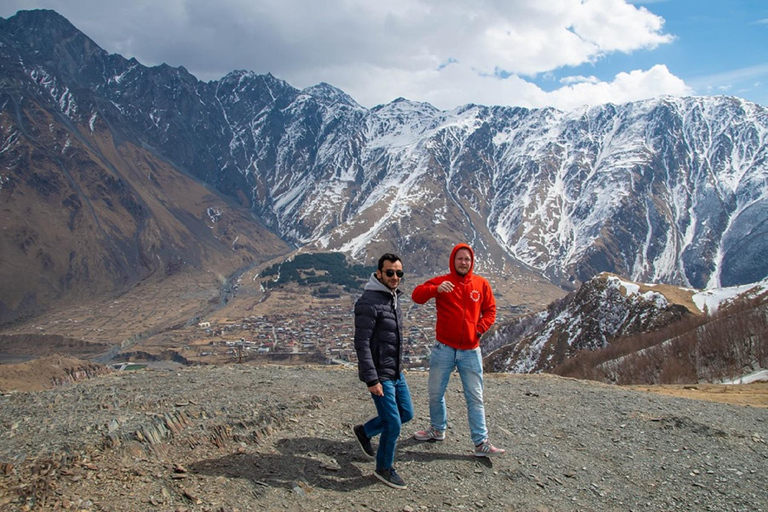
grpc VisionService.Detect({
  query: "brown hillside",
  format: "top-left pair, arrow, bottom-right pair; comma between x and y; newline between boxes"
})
0,99 -> 290,325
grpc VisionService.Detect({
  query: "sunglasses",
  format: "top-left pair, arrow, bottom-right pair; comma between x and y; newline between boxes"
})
384,269 -> 404,278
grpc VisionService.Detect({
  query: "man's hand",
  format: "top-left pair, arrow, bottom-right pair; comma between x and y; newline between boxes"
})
437,280 -> 455,293
368,383 -> 384,396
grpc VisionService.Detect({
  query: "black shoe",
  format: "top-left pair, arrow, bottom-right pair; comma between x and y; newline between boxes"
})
353,424 -> 374,458
374,467 -> 407,489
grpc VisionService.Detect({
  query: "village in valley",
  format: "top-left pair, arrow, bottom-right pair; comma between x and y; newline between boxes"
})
162,251 -> 528,369
173,264 -> 527,370
9,250 -> 540,372
186,293 -> 441,369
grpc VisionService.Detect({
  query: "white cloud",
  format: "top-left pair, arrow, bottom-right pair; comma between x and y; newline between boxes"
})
560,75 -> 601,85
326,63 -> 692,112
0,0 -> 686,110
542,65 -> 693,110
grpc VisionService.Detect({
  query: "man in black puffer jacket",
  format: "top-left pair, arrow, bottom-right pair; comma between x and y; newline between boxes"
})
352,253 -> 414,490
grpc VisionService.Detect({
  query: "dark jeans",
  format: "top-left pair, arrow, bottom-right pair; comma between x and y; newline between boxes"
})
363,373 -> 414,470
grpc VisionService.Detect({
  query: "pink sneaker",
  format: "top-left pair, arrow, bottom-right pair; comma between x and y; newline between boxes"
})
474,440 -> 505,457
413,426 -> 445,441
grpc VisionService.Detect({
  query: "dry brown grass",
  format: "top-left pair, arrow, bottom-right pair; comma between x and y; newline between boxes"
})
625,382 -> 768,408
638,282 -> 701,314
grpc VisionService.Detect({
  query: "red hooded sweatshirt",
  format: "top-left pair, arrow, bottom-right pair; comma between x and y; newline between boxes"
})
411,243 -> 497,350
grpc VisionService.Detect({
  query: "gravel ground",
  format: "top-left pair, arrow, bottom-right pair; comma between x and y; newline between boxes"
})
1,364 -> 766,511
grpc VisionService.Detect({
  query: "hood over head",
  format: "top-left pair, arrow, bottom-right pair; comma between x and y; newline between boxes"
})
449,243 -> 474,276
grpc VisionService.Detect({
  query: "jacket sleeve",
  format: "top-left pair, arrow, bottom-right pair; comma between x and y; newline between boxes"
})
354,301 -> 379,386
477,280 -> 497,334
411,277 -> 441,304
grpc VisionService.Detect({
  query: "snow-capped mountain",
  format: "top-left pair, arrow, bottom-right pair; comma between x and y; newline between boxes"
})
1,10 -> 768,323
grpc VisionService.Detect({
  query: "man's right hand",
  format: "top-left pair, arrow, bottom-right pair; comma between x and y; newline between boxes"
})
437,280 -> 455,293
368,383 -> 384,396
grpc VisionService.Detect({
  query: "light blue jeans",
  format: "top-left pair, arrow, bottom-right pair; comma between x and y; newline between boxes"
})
364,374 -> 414,470
427,342 -> 488,445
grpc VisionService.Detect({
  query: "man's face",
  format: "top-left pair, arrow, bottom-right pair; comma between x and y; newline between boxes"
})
454,248 -> 472,276
377,259 -> 403,290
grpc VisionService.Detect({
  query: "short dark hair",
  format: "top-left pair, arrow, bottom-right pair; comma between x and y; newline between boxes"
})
378,253 -> 401,271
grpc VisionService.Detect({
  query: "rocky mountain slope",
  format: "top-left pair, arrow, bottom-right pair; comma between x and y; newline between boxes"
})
485,273 -> 768,375
0,364 -> 765,511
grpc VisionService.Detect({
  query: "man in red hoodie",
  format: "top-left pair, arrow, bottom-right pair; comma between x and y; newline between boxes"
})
411,243 -> 505,457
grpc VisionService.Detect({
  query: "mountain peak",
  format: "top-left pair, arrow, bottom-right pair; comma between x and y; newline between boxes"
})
301,82 -> 361,109
3,8 -> 69,25
371,96 -> 440,117
2,9 -> 90,46
217,70 -> 296,97
1,8 -> 106,77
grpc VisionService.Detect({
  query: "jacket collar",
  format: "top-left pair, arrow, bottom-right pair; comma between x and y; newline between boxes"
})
364,272 -> 401,297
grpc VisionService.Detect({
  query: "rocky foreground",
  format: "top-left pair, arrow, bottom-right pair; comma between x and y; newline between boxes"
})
1,364 -> 766,512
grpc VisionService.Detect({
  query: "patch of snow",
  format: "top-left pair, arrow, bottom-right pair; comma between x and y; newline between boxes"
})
692,278 -> 768,314
207,207 -> 222,224
611,276 -> 640,295
722,369 -> 768,385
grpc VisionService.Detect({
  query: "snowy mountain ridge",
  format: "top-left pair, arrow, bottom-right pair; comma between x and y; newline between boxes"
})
241,94 -> 768,289
484,273 -> 768,374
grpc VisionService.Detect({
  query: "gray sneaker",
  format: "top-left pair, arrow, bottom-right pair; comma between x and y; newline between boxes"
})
374,467 -> 407,489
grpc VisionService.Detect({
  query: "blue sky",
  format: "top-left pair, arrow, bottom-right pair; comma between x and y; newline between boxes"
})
585,0 -> 768,104
1,0 -> 767,111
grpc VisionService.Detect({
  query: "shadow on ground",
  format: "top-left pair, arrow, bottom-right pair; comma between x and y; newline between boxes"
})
398,437 -> 495,467
190,436 -> 493,492
191,437 -> 373,492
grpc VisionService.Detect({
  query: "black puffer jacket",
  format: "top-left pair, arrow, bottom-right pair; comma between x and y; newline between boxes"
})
354,273 -> 404,386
